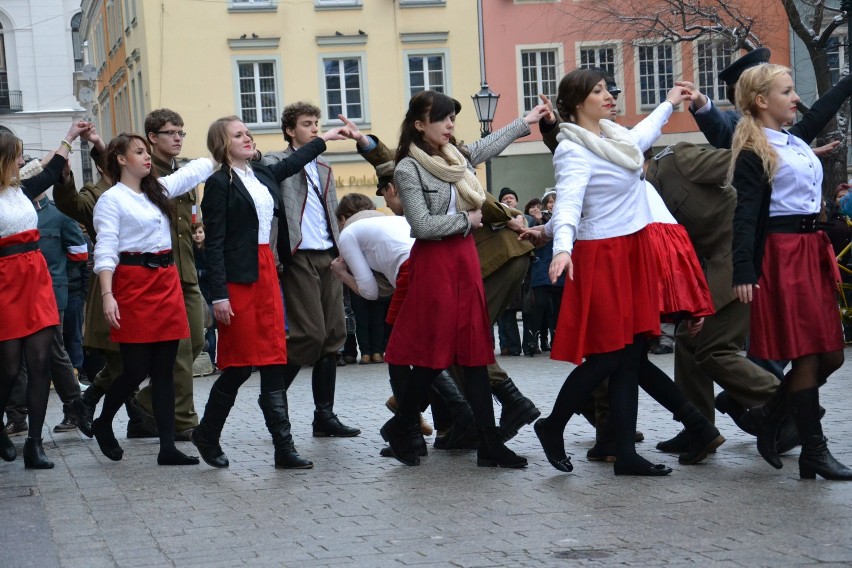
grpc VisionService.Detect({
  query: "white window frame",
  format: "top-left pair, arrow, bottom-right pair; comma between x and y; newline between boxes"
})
634,41 -> 681,111
399,0 -> 446,7
314,0 -> 362,9
827,35 -> 847,86
403,49 -> 451,99
228,0 -> 277,11
318,52 -> 369,126
231,56 -> 282,129
576,41 -> 624,114
515,43 -> 564,116
694,39 -> 735,105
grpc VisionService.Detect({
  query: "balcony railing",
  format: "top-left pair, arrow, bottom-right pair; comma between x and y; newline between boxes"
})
0,90 -> 23,113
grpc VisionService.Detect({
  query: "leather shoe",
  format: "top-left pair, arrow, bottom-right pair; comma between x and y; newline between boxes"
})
175,429 -> 194,442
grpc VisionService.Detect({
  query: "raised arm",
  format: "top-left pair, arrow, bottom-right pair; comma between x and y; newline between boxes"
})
464,102 -> 552,166
264,137 -> 327,182
159,157 -> 215,199
791,74 -> 852,144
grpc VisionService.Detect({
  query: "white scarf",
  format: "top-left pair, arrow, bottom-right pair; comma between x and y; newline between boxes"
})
408,143 -> 486,211
556,120 -> 644,171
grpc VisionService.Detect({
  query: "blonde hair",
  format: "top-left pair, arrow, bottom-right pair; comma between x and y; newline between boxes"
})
206,115 -> 244,167
728,64 -> 791,183
0,132 -> 23,189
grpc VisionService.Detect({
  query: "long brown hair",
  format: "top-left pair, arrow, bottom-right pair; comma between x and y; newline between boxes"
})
395,90 -> 468,164
207,116 -> 242,167
105,133 -> 175,222
0,132 -> 23,189
555,68 -> 607,124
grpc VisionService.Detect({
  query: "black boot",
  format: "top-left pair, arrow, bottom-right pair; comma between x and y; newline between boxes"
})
791,388 -> 852,481
534,417 -> 572,472
491,378 -> 541,442
125,396 -> 158,438
477,427 -> 527,468
431,371 -> 477,450
522,330 -> 537,357
92,418 -> 123,461
0,431 -> 16,462
311,355 -> 360,437
191,387 -> 236,468
259,390 -> 313,469
714,391 -> 757,435
72,384 -> 104,438
674,403 -> 725,465
587,417 -> 616,463
380,415 -> 422,466
656,429 -> 689,454
23,437 -> 54,469
744,384 -> 790,469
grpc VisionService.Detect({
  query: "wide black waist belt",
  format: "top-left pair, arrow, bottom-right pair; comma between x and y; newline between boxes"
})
766,214 -> 828,234
119,251 -> 174,268
0,241 -> 39,258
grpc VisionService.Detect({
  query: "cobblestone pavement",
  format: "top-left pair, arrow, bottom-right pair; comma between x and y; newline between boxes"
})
2,348 -> 852,567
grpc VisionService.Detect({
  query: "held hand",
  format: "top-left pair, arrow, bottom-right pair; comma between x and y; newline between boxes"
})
734,283 -> 758,304
330,256 -> 349,277
813,140 -> 841,157
538,94 -> 556,124
337,115 -> 368,147
524,101 -> 552,125
214,300 -> 235,326
665,84 -> 693,107
321,127 -> 349,142
103,295 -> 121,329
686,317 -> 704,337
467,209 -> 483,229
674,81 -> 707,108
65,121 -> 88,142
505,215 -> 527,234
517,225 -> 550,246
549,251 -> 573,283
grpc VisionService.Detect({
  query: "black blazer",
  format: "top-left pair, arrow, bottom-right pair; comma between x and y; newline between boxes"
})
201,137 -> 326,301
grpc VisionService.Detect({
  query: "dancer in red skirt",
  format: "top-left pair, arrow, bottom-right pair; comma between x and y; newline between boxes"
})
380,90 -> 548,467
0,124 -> 86,468
91,133 -> 217,466
529,69 -> 695,476
192,116 -> 346,469
731,64 -> 852,480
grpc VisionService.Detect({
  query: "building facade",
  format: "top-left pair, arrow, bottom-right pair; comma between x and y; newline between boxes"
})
0,1 -> 86,181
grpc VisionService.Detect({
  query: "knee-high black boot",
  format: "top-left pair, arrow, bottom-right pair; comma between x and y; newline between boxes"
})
432,371 -> 477,450
491,377 -> 541,442
746,382 -> 791,469
792,388 -> 852,480
259,390 -> 313,469
192,387 -> 236,468
311,355 -> 360,437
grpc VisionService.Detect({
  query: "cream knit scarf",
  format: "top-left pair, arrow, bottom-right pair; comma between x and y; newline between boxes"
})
408,143 -> 486,211
557,120 -> 644,171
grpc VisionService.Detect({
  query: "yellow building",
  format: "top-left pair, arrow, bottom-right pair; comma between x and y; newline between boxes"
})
80,0 -> 483,201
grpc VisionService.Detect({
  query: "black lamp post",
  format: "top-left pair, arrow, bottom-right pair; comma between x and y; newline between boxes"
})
471,82 -> 500,193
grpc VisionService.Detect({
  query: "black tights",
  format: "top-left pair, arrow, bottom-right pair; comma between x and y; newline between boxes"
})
0,326 -> 53,438
97,341 -> 179,452
637,351 -> 688,415
212,364 -> 286,397
785,351 -> 844,393
398,365 -> 494,431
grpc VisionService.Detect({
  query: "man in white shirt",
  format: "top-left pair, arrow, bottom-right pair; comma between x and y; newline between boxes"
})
262,102 -> 360,437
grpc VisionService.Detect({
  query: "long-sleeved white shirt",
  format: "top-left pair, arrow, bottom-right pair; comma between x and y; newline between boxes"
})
299,160 -> 334,250
337,215 -> 414,300
93,157 -> 215,273
765,127 -> 821,217
546,102 -> 673,255
232,165 -> 274,245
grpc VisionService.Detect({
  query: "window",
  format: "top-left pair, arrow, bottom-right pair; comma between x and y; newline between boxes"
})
0,22 -> 8,104
399,0 -> 446,6
314,0 -> 362,8
520,49 -> 558,112
579,46 -> 616,79
71,13 -> 83,72
80,141 -> 93,184
827,36 -> 847,86
407,54 -> 445,97
230,0 -> 276,8
122,0 -> 137,28
322,56 -> 364,120
696,40 -> 734,102
237,61 -> 278,125
135,71 -> 145,131
637,44 -> 675,107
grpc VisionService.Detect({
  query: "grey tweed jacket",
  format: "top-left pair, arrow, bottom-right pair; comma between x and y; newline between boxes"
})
394,118 -> 530,241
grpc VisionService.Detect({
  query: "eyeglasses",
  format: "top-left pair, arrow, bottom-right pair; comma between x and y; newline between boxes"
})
155,130 -> 187,139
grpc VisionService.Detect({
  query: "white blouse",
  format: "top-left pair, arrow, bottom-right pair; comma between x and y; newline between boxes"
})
93,157 -> 215,273
765,127 -> 822,217
0,187 -> 38,238
337,215 -> 414,300
233,166 -> 274,245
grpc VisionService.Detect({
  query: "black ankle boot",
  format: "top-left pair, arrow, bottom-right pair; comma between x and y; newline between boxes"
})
534,417 -> 572,472
380,415 -> 421,466
0,431 -> 15,462
192,387 -> 236,468
23,437 -> 54,469
745,385 -> 790,469
675,404 -> 725,465
259,390 -> 313,469
656,429 -> 689,453
714,391 -> 757,435
792,388 -> 852,481
477,427 -> 527,468
587,418 -> 616,463
431,371 -> 477,449
92,418 -> 123,461
491,378 -> 541,441
72,384 -> 104,438
312,355 -> 360,437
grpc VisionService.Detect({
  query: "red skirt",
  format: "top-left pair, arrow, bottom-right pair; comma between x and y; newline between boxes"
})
645,222 -> 715,319
217,246 -> 287,369
0,229 -> 59,341
384,234 -> 494,369
551,229 -> 661,365
749,232 -> 843,360
385,259 -> 411,326
111,252 -> 189,343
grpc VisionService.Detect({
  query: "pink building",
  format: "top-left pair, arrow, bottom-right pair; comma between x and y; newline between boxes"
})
481,0 -> 791,205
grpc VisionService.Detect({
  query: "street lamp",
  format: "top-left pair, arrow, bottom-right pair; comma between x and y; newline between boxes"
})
471,82 -> 500,193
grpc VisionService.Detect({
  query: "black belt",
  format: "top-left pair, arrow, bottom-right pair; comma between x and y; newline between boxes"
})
0,241 -> 38,258
119,251 -> 174,268
766,214 -> 829,234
